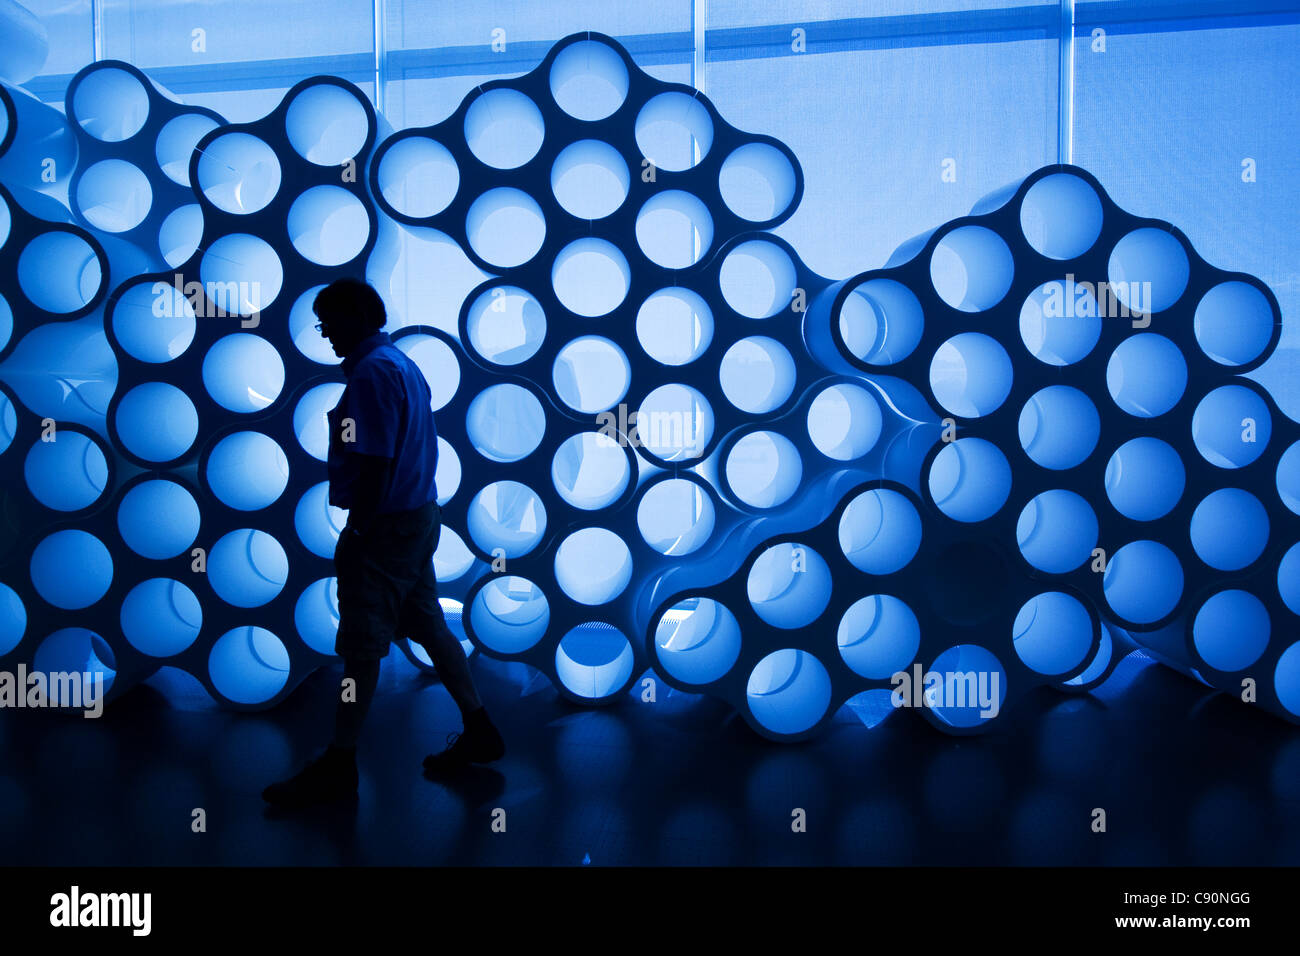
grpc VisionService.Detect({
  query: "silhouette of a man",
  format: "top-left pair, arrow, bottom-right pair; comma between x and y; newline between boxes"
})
263,278 -> 503,809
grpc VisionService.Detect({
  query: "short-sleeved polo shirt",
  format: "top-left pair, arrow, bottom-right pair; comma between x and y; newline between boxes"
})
326,331 -> 439,514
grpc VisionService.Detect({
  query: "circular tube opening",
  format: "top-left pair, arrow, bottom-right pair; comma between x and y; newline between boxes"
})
24,430 -> 108,511
294,481 -> 347,558
839,488 -> 921,574
1192,384 -> 1271,469
206,431 -> 289,511
156,113 -> 219,186
466,187 -> 546,269
1190,488 -> 1269,571
930,226 -> 1014,312
17,232 -> 102,314
285,83 -> 369,166
208,626 -> 290,704
725,430 -> 802,509
292,382 -> 345,461
838,278 -> 924,366
197,133 -> 281,215
551,237 -> 630,317
467,480 -> 547,558
719,142 -> 797,222
287,185 -> 369,266
1013,592 -> 1093,676
1019,279 -> 1101,366
1015,489 -> 1098,573
550,40 -> 629,121
551,139 -> 628,220
158,203 -> 203,268
1194,281 -> 1274,367
208,528 -> 289,608
554,528 -> 632,606
396,333 -> 460,411
635,91 -> 713,172
378,136 -> 459,218
746,649 -> 831,736
1105,437 -> 1185,520
288,284 -> 338,365
464,88 -> 544,169
1107,227 -> 1190,314
33,629 -> 116,698
1103,540 -> 1183,625
115,382 -> 198,462
1106,333 -> 1186,418
925,644 -> 1007,729
199,234 -> 284,315
636,383 -> 712,461
1193,590 -> 1269,673
76,159 -> 152,233
470,576 -> 550,654
73,66 -> 148,142
466,285 -> 545,365
1018,385 -> 1100,470
555,624 -> 635,699
929,332 -> 1013,418
294,578 -> 340,655
807,383 -> 882,461
1019,173 -> 1103,260
655,598 -> 741,685
202,333 -> 285,413
122,578 -> 202,657
719,336 -> 795,415
928,437 -> 1012,522
637,478 -> 715,556
466,384 -> 545,462
838,594 -> 920,679
636,287 -> 713,366
635,189 -> 713,269
552,335 -> 631,414
719,239 -> 797,319
552,432 -> 630,510
30,530 -> 112,609
117,479 -> 200,559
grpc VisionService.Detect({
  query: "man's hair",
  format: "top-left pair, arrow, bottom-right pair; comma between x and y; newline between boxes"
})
313,278 -> 387,332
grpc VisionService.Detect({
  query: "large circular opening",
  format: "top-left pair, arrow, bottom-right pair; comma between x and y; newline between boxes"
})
208,626 -> 290,705
464,88 -> 544,169
1107,227 -> 1189,314
117,479 -> 201,559
637,287 -> 713,366
1018,385 -> 1100,470
436,437 -> 460,505
121,578 -> 202,657
1103,540 -> 1183,625
1019,279 -> 1101,366
807,383 -> 882,461
202,333 -> 285,413
378,136 -> 459,218
285,83 -> 369,166
1019,173 -> 1103,260
746,649 -> 831,736
1106,333 -> 1186,418
294,482 -> 347,558
654,598 -> 741,685
551,139 -> 628,220
466,187 -> 546,268
838,278 -> 924,366
1190,488 -> 1269,571
719,142 -> 797,222
294,578 -> 339,655
1192,385 -> 1271,469
197,132 -> 280,215
551,237 -> 630,316
17,232 -> 102,314
719,239 -> 797,319
396,333 -> 461,411
33,629 -> 116,698
24,431 -> 108,511
1193,281 -> 1274,367
928,437 -> 1012,522
467,285 -> 546,365
115,382 -> 198,462
552,335 -> 630,414
199,234 -> 284,315
466,384 -> 545,462
549,40 -> 629,121
467,480 -> 547,558
73,66 -> 148,142
1012,592 -> 1093,676
554,528 -> 632,606
555,625 -> 635,699
925,644 -> 1007,729
292,382 -> 344,461
635,91 -> 713,172
470,576 -> 550,655
636,383 -> 713,461
158,204 -> 202,267
551,432 -> 630,510
838,489 -> 922,574
637,478 -> 715,556
719,336 -> 795,414
930,226 -> 1014,312
205,431 -> 289,511
287,185 -> 369,265
725,431 -> 802,509
30,530 -> 112,609
208,529 -> 289,608
1104,437 -> 1184,521
635,190 -> 713,269
76,159 -> 152,233
1016,489 -> 1098,573
288,284 -> 338,365
929,332 -> 1013,418
837,594 -> 920,679
1193,590 -> 1269,673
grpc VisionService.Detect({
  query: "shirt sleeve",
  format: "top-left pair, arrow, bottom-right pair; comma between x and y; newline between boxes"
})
340,361 -> 402,458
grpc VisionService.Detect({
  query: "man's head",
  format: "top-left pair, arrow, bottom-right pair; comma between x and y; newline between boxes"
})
313,278 -> 387,358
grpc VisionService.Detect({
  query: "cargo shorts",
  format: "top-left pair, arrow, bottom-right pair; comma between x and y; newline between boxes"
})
333,499 -> 444,661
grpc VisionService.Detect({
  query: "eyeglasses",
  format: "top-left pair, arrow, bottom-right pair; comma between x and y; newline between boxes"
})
314,321 -> 328,333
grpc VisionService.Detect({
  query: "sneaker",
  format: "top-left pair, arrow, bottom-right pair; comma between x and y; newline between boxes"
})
262,746 -> 358,808
422,716 -> 505,775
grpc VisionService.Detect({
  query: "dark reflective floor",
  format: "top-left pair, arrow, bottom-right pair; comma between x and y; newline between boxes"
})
1,649 -> 1297,866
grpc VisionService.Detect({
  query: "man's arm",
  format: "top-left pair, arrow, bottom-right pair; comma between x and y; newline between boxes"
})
346,452 -> 393,535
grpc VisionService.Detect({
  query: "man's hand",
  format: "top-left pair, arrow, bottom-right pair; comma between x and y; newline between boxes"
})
346,452 -> 393,536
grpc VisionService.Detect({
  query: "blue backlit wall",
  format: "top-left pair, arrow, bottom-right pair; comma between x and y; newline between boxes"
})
1,2 -> 1299,742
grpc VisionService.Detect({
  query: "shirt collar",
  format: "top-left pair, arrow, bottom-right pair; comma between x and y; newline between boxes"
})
341,330 -> 391,377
